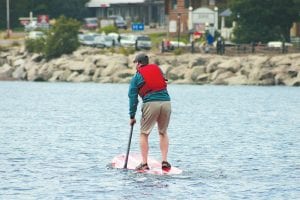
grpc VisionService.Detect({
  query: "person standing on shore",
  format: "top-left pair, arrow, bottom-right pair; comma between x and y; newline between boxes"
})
128,53 -> 172,171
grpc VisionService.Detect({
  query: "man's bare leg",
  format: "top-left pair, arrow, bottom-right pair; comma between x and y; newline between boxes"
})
159,132 -> 169,161
140,133 -> 149,164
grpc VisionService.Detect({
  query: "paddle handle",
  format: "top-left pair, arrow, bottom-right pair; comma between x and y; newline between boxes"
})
123,124 -> 134,169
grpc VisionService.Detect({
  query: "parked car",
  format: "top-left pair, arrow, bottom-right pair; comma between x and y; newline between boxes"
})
107,32 -> 121,46
93,35 -> 105,48
136,35 -> 152,50
84,18 -> 98,29
267,41 -> 293,48
103,35 -> 117,47
25,21 -> 38,32
78,34 -> 95,46
94,35 -> 116,48
120,34 -> 137,47
169,41 -> 187,49
108,15 -> 127,29
26,31 -> 45,39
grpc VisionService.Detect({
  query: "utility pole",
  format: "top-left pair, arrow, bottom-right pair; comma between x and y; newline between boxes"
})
6,0 -> 10,38
177,13 -> 181,48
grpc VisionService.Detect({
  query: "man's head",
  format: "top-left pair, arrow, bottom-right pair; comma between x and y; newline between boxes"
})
133,53 -> 149,66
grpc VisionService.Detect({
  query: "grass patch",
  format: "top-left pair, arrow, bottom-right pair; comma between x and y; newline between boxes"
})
148,31 -> 191,52
148,32 -> 168,50
118,46 -> 136,56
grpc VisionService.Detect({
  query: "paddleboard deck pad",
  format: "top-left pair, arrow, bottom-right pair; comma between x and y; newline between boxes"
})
111,153 -> 182,175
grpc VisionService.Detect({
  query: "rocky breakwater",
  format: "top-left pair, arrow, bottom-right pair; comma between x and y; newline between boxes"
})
0,46 -> 300,86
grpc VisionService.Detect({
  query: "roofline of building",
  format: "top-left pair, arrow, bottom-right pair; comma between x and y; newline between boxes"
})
86,0 -> 146,8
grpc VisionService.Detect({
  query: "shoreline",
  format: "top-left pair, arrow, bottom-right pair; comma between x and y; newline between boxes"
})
0,46 -> 300,86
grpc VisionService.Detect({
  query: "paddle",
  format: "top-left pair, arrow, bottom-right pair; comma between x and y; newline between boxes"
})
123,124 -> 134,169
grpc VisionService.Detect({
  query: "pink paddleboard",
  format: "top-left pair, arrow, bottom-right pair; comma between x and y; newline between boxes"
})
111,152 -> 182,175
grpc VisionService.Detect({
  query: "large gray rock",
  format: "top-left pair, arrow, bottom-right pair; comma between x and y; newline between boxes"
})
97,76 -> 113,83
115,69 -> 135,79
188,56 -> 207,68
0,63 -> 13,79
195,73 -> 210,84
12,66 -> 26,80
190,66 -> 206,81
167,65 -> 186,81
217,58 -> 241,73
13,59 -> 25,67
37,63 -> 54,81
27,64 -> 44,81
223,74 -> 249,85
101,64 -> 126,77
67,72 -> 79,82
92,68 -> 103,82
49,70 -> 71,82
64,61 -> 86,72
159,64 -> 173,75
0,58 -> 6,66
72,74 -> 91,82
206,60 -> 221,73
275,73 -> 290,85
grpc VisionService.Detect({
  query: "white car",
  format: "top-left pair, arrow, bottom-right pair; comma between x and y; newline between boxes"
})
107,32 -> 120,45
267,41 -> 293,48
94,35 -> 116,48
103,35 -> 117,47
78,34 -> 95,46
170,41 -> 186,48
120,34 -> 137,47
136,35 -> 152,50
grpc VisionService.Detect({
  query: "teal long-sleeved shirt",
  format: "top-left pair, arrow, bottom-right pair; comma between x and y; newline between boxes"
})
128,72 -> 170,118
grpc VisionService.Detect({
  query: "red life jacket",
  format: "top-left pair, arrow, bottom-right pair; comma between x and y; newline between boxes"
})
137,64 -> 167,98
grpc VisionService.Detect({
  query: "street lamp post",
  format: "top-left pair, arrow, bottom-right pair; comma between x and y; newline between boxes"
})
177,13 -> 181,48
6,0 -> 10,38
214,6 -> 218,31
236,13 -> 240,53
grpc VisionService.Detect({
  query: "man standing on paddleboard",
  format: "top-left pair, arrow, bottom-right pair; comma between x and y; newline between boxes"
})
128,53 -> 172,171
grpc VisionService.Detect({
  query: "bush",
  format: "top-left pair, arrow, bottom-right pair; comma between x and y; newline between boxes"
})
99,25 -> 118,34
25,38 -> 45,53
109,47 -> 116,54
12,41 -> 20,47
25,39 -> 35,53
0,46 -> 8,52
173,48 -> 183,55
118,47 -> 135,56
44,16 -> 80,60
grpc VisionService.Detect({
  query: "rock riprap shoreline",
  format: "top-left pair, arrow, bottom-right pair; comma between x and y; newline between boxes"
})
0,46 -> 300,86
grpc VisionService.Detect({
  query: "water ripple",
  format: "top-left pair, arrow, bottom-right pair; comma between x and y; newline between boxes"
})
0,82 -> 299,199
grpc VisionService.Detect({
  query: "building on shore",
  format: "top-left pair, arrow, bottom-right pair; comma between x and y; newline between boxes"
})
164,0 -> 228,37
86,0 -> 165,27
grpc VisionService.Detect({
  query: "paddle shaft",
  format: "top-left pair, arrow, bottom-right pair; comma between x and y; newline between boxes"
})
123,124 -> 134,169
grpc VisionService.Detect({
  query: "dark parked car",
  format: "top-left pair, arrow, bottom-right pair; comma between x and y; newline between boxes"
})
108,15 -> 127,29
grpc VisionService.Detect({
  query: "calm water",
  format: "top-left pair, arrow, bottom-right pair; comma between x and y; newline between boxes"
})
0,82 -> 299,200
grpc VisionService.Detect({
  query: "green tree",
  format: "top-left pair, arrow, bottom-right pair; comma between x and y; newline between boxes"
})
229,0 -> 298,43
0,0 -> 89,29
28,0 -> 89,20
0,0 -> 31,29
44,16 -> 80,60
47,0 -> 89,20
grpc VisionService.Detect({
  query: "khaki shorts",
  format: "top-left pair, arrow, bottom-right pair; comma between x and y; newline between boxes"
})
140,101 -> 171,134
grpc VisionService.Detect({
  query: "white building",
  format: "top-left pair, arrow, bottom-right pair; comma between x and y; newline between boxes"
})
191,7 -> 218,36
